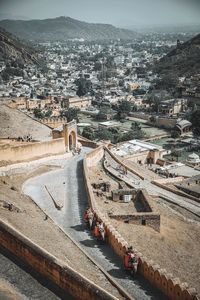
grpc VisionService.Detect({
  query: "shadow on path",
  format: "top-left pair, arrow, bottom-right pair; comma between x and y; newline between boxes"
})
74,157 -> 169,300
0,246 -> 75,300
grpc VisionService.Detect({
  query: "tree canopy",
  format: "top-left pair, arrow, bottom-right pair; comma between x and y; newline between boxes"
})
191,109 -> 200,137
61,107 -> 79,122
75,77 -> 92,97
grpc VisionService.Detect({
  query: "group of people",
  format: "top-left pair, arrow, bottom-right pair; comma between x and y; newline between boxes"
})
123,246 -> 139,276
84,207 -> 106,242
84,207 -> 139,276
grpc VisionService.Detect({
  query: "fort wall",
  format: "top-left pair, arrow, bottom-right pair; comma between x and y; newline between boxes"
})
152,179 -> 200,203
0,138 -> 66,166
0,219 -> 118,300
83,146 -> 199,300
41,117 -> 67,129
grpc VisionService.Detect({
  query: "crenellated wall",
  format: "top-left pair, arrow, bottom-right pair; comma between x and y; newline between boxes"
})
0,219 -> 118,300
41,117 -> 67,129
83,146 -> 199,300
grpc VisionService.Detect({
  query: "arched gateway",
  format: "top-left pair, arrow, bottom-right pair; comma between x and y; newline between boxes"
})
52,120 -> 77,152
63,120 -> 77,152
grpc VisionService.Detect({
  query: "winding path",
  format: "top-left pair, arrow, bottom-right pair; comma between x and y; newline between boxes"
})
23,148 -> 168,300
104,150 -> 200,219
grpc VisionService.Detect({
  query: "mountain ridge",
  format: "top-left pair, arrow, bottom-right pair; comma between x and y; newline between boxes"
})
0,26 -> 39,63
154,33 -> 200,77
0,16 -> 138,41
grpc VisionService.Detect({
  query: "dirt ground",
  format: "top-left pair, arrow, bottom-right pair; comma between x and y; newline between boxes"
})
0,165 -> 123,300
0,279 -> 23,300
89,162 -> 200,296
0,104 -> 51,141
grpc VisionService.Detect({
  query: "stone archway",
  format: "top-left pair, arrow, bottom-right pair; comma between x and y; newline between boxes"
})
63,120 -> 77,152
69,130 -> 76,150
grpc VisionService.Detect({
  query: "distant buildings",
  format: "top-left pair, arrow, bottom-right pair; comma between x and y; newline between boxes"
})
62,96 -> 92,110
158,98 -> 187,117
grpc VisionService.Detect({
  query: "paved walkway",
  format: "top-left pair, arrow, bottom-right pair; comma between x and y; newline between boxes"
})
23,148 -> 167,300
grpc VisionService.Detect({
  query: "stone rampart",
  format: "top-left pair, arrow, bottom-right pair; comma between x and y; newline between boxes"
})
153,177 -> 184,185
105,147 -> 144,180
109,213 -> 160,232
78,136 -> 98,149
0,138 -> 66,166
152,179 -> 200,203
41,117 -> 67,129
83,146 -> 199,300
0,219 -> 118,300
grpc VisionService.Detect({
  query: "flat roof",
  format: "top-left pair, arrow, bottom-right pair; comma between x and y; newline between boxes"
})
111,139 -> 163,157
99,121 -> 120,127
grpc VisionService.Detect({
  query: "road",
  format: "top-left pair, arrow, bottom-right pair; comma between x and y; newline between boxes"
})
104,151 -> 200,218
23,148 -> 168,300
0,246 -> 74,300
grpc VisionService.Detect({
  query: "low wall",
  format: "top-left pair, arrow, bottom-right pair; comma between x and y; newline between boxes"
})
83,147 -> 199,300
152,180 -> 200,203
153,177 -> 184,185
135,189 -> 152,212
0,138 -> 66,166
154,117 -> 177,128
129,112 -> 150,121
105,147 -> 144,180
78,136 -> 98,149
0,220 -> 117,300
85,146 -> 104,168
109,214 -> 160,233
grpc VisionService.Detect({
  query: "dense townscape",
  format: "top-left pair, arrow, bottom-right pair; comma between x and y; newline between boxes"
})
0,8 -> 200,300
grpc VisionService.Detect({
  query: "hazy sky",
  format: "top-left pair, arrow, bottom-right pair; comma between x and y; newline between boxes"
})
0,0 -> 200,28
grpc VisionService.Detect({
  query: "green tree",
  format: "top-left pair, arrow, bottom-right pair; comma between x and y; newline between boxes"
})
82,127 -> 95,140
171,130 -> 180,139
116,100 -> 131,120
191,109 -> 200,137
45,109 -> 52,118
131,121 -> 141,131
171,149 -> 182,162
61,108 -> 79,122
95,106 -> 112,121
118,100 -> 131,113
33,108 -> 44,119
75,78 -> 92,97
95,129 -> 113,141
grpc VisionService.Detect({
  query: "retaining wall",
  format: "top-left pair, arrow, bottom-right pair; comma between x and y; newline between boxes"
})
0,219 -> 118,300
105,147 -> 144,180
109,214 -> 160,232
78,135 -> 98,149
0,138 -> 66,166
152,180 -> 200,203
135,189 -> 152,212
83,146 -> 199,300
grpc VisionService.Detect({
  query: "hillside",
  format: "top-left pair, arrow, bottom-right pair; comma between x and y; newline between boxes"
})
154,33 -> 200,77
0,27 -> 38,65
0,104 -> 51,141
0,16 -> 138,41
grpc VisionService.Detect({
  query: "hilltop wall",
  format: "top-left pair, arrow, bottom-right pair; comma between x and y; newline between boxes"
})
0,138 -> 66,166
83,146 -> 199,300
0,219 -> 117,300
